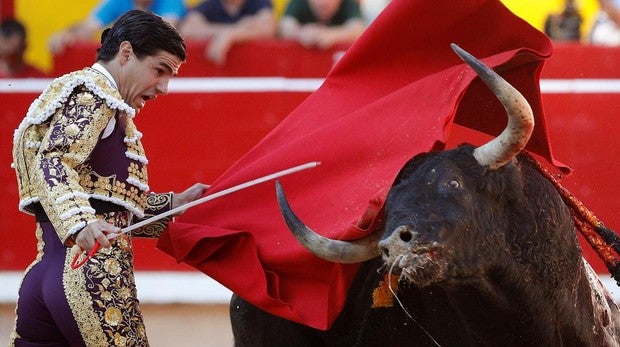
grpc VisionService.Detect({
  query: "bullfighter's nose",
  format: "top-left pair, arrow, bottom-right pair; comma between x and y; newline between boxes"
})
379,225 -> 414,260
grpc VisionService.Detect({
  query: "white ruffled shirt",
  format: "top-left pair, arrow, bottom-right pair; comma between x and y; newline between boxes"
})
91,63 -> 120,139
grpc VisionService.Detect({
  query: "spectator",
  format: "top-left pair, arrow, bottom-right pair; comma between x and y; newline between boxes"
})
179,0 -> 276,66
590,0 -> 620,45
10,10 -> 207,346
360,0 -> 390,25
0,18 -> 47,78
279,0 -> 366,50
48,0 -> 186,53
544,0 -> 582,42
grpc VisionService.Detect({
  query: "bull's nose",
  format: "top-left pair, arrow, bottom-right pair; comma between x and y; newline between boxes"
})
379,225 -> 414,259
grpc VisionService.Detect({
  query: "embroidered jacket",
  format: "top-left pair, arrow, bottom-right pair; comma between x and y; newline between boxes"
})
12,67 -> 171,243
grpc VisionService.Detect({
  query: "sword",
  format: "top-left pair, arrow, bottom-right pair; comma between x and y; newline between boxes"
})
71,161 -> 321,269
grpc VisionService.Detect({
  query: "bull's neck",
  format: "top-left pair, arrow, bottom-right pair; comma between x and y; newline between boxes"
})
438,262 -> 613,346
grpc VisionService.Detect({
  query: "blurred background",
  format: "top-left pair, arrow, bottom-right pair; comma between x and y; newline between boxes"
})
0,0 -> 606,75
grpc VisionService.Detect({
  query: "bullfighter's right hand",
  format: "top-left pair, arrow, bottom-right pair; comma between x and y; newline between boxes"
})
74,220 -> 121,251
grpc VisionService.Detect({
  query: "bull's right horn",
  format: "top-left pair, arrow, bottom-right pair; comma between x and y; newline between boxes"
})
451,43 -> 534,170
276,181 -> 382,264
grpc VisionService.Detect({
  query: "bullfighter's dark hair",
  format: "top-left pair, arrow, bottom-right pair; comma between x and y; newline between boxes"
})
96,9 -> 186,62
0,18 -> 27,41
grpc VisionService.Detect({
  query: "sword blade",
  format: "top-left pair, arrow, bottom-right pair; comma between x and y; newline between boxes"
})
110,161 -> 321,238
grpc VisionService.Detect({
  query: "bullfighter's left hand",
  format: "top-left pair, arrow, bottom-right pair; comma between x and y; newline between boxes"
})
171,183 -> 210,215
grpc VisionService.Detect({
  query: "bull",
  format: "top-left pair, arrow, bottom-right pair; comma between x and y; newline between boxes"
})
229,44 -> 620,346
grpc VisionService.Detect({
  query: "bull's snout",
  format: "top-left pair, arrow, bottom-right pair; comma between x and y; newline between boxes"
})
379,225 -> 415,261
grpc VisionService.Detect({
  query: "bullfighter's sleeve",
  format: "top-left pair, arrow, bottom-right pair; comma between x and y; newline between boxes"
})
34,88 -> 114,244
130,192 -> 174,238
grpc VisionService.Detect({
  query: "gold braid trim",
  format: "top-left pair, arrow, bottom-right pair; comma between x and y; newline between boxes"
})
63,246 -> 108,346
131,192 -> 173,238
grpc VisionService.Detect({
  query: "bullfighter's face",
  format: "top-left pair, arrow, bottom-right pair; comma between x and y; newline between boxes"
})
116,42 -> 182,112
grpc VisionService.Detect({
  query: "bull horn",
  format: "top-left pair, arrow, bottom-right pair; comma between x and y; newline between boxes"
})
451,43 -> 534,170
276,181 -> 381,264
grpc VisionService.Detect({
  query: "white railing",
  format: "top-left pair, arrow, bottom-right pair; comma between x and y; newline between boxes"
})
3,77 -> 620,94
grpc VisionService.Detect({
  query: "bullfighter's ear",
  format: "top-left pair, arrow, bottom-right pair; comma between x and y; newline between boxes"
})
118,41 -> 133,64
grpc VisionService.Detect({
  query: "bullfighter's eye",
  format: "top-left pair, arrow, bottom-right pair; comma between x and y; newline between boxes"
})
448,180 -> 460,188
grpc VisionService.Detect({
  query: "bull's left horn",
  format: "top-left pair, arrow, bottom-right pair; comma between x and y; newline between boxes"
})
451,43 -> 534,170
276,181 -> 382,264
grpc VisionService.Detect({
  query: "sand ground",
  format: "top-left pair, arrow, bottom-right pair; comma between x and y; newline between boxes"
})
0,303 -> 234,346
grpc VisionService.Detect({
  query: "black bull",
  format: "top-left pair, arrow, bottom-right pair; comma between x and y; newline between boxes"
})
229,45 -> 620,346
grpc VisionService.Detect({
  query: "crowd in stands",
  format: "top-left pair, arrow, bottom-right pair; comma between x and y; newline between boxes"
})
4,0 -> 620,78
179,0 -> 276,65
545,0 -> 620,45
45,0 -> 381,69
589,0 -> 620,45
47,0 -> 188,54
1,0 -> 387,76
0,18 -> 47,78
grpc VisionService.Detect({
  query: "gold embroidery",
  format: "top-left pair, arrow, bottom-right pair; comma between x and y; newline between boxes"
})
64,212 -> 149,346
103,259 -> 122,276
77,168 -> 147,212
13,68 -> 152,346
64,245 -> 108,346
131,221 -> 169,238
65,123 -> 80,137
114,333 -> 128,346
104,307 -> 122,326
146,193 -> 171,211
77,93 -> 95,106
12,68 -> 150,243
131,193 -> 173,238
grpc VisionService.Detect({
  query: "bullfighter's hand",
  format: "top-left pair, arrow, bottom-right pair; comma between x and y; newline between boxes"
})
74,220 -> 121,251
171,183 -> 210,215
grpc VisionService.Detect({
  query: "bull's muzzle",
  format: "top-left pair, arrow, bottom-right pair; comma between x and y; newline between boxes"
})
379,225 -> 416,262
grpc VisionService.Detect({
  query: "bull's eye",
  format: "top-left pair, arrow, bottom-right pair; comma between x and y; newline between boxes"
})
448,180 -> 460,188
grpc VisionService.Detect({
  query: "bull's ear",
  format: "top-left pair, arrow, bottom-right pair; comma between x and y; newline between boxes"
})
393,152 -> 435,185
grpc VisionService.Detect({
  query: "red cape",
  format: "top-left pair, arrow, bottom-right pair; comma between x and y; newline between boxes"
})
158,0 -> 564,330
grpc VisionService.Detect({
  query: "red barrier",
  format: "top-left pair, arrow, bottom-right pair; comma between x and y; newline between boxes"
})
0,90 -> 310,271
1,41 -> 619,274
542,42 -> 620,78
52,39 -> 348,78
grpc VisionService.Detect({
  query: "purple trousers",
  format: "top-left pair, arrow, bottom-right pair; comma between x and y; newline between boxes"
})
13,222 -> 84,346
11,213 -> 148,346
